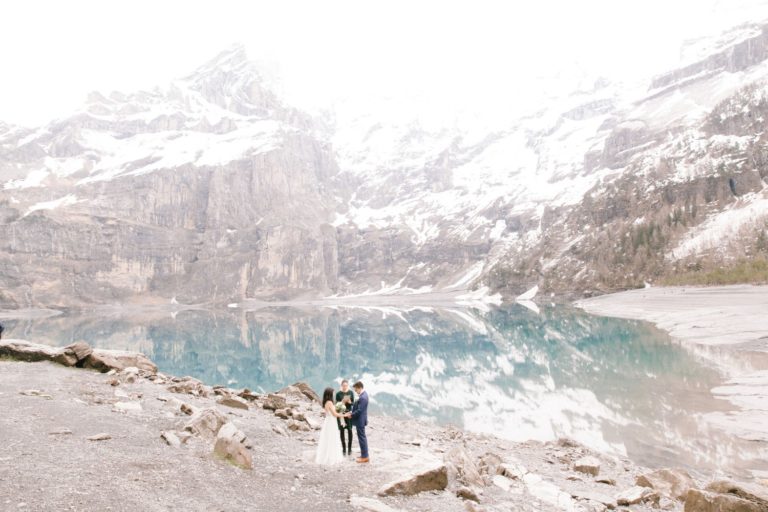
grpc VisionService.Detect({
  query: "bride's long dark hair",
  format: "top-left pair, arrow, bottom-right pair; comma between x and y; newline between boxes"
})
322,387 -> 334,406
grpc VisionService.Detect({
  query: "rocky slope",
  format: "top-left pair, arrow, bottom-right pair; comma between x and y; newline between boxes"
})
3,347 -> 767,512
2,22 -> 768,307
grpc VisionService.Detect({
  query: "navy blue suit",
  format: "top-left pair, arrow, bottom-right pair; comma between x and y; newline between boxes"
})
350,391 -> 369,458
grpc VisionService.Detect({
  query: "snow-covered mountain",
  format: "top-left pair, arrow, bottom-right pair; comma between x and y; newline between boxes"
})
1,20 -> 768,307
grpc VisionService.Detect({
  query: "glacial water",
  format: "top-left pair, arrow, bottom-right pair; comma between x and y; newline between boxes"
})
5,303 -> 764,476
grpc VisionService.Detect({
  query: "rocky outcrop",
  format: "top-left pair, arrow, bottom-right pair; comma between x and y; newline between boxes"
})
0,339 -> 156,373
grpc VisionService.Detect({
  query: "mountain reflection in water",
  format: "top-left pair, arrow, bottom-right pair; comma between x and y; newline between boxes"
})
6,303 -> 765,476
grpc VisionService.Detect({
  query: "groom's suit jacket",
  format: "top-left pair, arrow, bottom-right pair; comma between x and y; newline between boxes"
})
351,391 -> 368,427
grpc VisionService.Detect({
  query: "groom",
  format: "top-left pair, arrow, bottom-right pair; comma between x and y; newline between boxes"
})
345,381 -> 369,463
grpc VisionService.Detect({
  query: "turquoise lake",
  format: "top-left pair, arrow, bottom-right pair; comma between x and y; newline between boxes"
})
4,304 -> 762,476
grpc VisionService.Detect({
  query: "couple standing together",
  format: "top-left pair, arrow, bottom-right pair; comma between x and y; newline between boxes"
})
315,380 -> 369,465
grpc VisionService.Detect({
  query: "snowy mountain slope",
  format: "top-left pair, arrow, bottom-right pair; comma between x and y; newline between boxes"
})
0,46 -> 340,307
2,22 -> 768,307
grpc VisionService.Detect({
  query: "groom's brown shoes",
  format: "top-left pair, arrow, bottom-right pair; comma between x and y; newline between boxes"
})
356,457 -> 370,463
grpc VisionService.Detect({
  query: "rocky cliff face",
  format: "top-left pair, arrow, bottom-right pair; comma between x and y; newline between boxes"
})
2,22 -> 768,308
0,46 -> 339,307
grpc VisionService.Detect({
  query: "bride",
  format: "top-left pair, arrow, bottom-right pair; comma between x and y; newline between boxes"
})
315,387 -> 346,465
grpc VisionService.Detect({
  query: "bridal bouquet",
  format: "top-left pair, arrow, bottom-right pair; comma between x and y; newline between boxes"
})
335,401 -> 346,427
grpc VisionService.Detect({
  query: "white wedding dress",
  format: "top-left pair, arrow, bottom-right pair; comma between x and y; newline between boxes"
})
315,404 -> 344,465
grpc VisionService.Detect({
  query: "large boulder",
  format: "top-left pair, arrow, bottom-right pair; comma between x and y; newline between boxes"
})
84,348 -> 157,373
184,408 -> 228,440
378,461 -> 448,496
0,339 -> 77,366
213,422 -> 252,470
636,468 -> 696,501
692,480 -> 768,511
684,488 -> 765,512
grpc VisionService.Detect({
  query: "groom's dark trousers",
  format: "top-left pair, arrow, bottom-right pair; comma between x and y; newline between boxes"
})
351,390 -> 369,458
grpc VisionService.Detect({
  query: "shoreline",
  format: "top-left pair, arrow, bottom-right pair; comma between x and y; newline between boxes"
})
576,284 -> 768,454
4,340 -> 766,511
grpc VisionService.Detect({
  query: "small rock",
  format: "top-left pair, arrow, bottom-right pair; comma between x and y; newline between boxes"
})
216,395 -> 249,410
113,401 -> 142,414
262,394 -> 287,411
177,431 -> 193,444
304,416 -> 322,430
574,456 -> 601,477
636,468 -> 695,501
456,486 -> 481,503
184,408 -> 228,440
616,486 -> 659,506
19,389 -> 52,399
492,474 -> 513,492
84,349 -> 157,374
48,428 -> 73,435
160,431 -> 181,448
571,490 -> 616,509
279,382 -> 320,403
287,420 -> 310,432
166,377 -> 210,397
213,422 -> 252,470
65,341 -> 93,362
378,462 -> 448,496
498,461 -> 527,480
274,409 -> 291,420
292,412 -> 306,421
596,478 -> 616,486
238,389 -> 260,401
478,452 -> 503,477
558,437 -> 580,448
444,445 -> 484,487
87,433 -> 112,441
349,495 -> 406,512
272,425 -> 287,436
180,403 -> 196,416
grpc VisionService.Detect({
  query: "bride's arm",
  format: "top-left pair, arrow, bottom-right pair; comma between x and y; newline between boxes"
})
325,401 -> 342,418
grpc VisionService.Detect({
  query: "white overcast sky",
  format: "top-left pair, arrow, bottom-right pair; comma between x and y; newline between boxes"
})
1,0 -> 767,126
